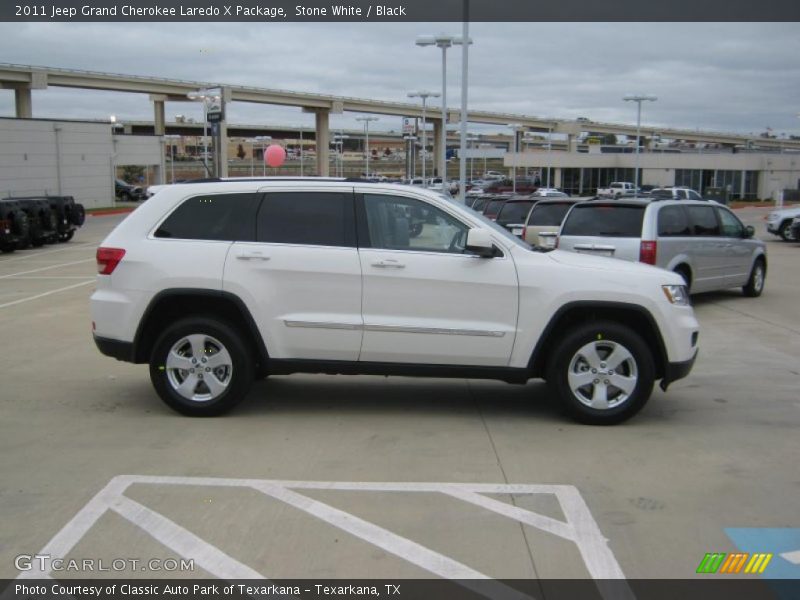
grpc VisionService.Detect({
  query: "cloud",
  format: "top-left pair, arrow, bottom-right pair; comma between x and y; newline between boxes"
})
1,22 -> 798,136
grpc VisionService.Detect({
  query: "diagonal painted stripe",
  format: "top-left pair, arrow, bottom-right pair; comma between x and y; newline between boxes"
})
109,495 -> 265,580
744,554 -> 760,574
719,553 -> 736,574
734,553 -> 749,573
758,554 -> 773,573
696,553 -> 714,573
441,489 -> 576,542
709,553 -> 726,573
251,483 -> 533,600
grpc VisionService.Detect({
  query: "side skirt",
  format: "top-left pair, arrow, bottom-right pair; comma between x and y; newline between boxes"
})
267,359 -> 532,384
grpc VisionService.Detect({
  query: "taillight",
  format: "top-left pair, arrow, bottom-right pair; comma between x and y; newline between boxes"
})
0,219 -> 9,233
639,240 -> 657,265
96,247 -> 126,275
554,236 -> 559,249
522,226 -> 527,239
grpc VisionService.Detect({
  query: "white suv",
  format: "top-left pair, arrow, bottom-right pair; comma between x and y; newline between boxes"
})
91,178 -> 699,424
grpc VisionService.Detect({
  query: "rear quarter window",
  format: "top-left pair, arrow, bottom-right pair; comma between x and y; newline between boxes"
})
528,202 -> 573,226
561,205 -> 645,237
155,193 -> 258,241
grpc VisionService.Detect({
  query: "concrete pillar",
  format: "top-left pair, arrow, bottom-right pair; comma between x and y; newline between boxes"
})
315,110 -> 330,177
218,120 -> 228,178
432,119 -> 443,178
15,87 -> 32,118
153,100 -> 165,136
554,167 -> 563,189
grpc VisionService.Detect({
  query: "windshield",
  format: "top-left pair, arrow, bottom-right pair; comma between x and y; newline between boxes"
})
496,201 -> 535,225
528,202 -> 574,226
561,204 -> 645,237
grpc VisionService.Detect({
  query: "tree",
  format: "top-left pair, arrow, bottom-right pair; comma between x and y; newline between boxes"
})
236,144 -> 246,160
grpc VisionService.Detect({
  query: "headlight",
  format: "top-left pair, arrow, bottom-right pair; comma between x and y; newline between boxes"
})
662,284 -> 690,306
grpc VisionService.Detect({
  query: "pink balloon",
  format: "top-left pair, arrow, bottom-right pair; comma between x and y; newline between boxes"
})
265,144 -> 286,168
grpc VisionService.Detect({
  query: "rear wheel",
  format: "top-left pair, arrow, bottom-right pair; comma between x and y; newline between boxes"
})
547,321 -> 655,424
58,231 -> 75,243
149,317 -> 254,416
742,258 -> 766,297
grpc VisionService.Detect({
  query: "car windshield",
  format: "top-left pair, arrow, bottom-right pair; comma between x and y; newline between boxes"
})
561,204 -> 645,237
528,202 -> 575,226
496,200 -> 535,225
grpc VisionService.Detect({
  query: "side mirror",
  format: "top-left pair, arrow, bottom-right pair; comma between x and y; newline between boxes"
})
744,225 -> 755,239
465,228 -> 495,258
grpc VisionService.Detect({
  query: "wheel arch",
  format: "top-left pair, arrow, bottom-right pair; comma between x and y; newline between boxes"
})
132,289 -> 269,370
528,301 -> 668,380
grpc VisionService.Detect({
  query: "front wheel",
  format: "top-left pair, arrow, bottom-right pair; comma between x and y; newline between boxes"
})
58,230 -> 75,243
149,317 -> 254,416
742,259 -> 766,297
547,321 -> 655,424
779,221 -> 796,242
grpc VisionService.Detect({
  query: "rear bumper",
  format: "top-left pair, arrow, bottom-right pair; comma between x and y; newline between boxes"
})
660,351 -> 698,391
93,335 -> 135,363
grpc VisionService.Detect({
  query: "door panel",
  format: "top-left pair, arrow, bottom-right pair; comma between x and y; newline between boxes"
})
222,190 -> 362,361
716,207 -> 754,286
357,193 -> 518,366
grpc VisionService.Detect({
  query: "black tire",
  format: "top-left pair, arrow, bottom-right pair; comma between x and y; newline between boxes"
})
149,317 -> 254,416
58,231 -> 75,243
546,321 -> 655,425
779,220 -> 796,242
742,258 -> 766,297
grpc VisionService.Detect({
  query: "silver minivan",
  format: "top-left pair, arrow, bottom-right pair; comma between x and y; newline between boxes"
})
557,199 -> 767,296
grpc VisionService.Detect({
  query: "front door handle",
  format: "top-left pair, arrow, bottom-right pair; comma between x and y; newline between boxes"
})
236,249 -> 271,261
371,259 -> 405,269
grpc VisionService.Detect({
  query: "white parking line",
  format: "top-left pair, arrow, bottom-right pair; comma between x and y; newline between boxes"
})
0,241 -> 94,263
0,280 -> 94,309
16,475 -> 633,600
0,259 -> 95,280
4,276 -> 97,280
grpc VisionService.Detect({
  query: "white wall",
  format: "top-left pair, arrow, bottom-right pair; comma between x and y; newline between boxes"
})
0,118 -> 162,209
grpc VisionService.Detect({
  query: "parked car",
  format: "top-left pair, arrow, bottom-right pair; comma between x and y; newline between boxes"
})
765,206 -> 800,241
533,190 -> 570,198
9,198 -> 58,247
482,178 -> 538,195
115,179 -> 146,202
46,195 -> 86,242
0,199 -> 29,252
495,196 -> 537,235
597,182 -> 637,198
790,216 -> 800,242
469,194 -> 494,213
523,198 -> 583,247
558,199 -> 766,296
650,187 -> 706,201
91,178 -> 699,424
482,195 -> 511,221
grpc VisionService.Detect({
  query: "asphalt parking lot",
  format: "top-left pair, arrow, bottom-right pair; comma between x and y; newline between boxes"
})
0,207 -> 798,585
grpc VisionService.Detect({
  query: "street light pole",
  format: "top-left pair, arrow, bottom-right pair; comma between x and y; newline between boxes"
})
356,116 -> 378,179
623,94 -> 657,194
408,91 -> 440,186
507,123 -> 523,194
254,136 -> 271,176
416,33 -> 471,195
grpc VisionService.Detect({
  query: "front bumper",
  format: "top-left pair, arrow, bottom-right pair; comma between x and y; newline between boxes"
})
659,350 -> 698,391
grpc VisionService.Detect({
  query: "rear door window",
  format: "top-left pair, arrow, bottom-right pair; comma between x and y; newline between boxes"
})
657,205 -> 691,236
155,193 -> 259,241
256,192 -> 355,247
686,205 -> 721,236
561,205 -> 645,237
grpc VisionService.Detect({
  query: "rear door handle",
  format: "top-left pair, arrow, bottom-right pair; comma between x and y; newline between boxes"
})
236,249 -> 271,261
371,259 -> 405,269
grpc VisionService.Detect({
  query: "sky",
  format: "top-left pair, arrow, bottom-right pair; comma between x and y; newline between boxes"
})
1,21 -> 799,137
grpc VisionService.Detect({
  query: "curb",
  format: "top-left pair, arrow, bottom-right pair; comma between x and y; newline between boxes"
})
88,208 -> 136,217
